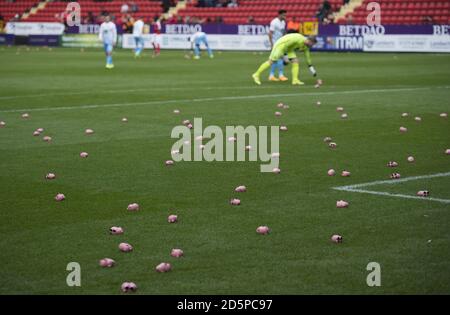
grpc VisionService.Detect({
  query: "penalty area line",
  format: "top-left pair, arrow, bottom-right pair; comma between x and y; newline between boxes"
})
0,85 -> 282,101
332,171 -> 450,204
0,86 -> 448,113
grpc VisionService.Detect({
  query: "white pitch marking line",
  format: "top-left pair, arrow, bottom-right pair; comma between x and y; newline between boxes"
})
333,172 -> 450,204
334,189 -> 450,204
336,172 -> 450,189
0,85 -> 281,101
1,84 -> 446,101
1,86 -> 448,114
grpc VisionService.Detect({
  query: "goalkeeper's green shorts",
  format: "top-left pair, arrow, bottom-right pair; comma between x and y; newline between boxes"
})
269,43 -> 297,61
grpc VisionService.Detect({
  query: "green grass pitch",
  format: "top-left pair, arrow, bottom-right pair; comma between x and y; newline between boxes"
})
0,47 -> 449,294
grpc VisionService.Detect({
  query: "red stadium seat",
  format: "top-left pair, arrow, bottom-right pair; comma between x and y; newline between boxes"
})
10,0 -> 161,23
3,0 -> 448,26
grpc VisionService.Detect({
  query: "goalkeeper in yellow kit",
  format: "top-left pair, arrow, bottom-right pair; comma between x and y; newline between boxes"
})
252,33 -> 318,85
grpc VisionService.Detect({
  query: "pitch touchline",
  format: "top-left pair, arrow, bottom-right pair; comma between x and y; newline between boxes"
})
0,86 -> 448,113
333,171 -> 450,204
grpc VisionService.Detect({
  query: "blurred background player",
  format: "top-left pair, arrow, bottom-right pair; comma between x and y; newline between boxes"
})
268,10 -> 287,82
252,34 -> 318,86
151,16 -> 162,57
132,16 -> 144,58
99,15 -> 117,69
189,31 -> 214,60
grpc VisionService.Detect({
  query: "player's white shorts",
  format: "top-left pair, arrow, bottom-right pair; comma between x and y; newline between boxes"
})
152,34 -> 162,46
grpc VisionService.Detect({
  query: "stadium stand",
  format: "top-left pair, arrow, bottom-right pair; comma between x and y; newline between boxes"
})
22,0 -> 163,22
337,0 -> 450,25
174,0 -> 344,24
0,0 -> 40,21
0,0 -> 449,25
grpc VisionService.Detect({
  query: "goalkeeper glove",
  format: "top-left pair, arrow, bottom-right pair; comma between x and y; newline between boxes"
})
308,65 -> 317,77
